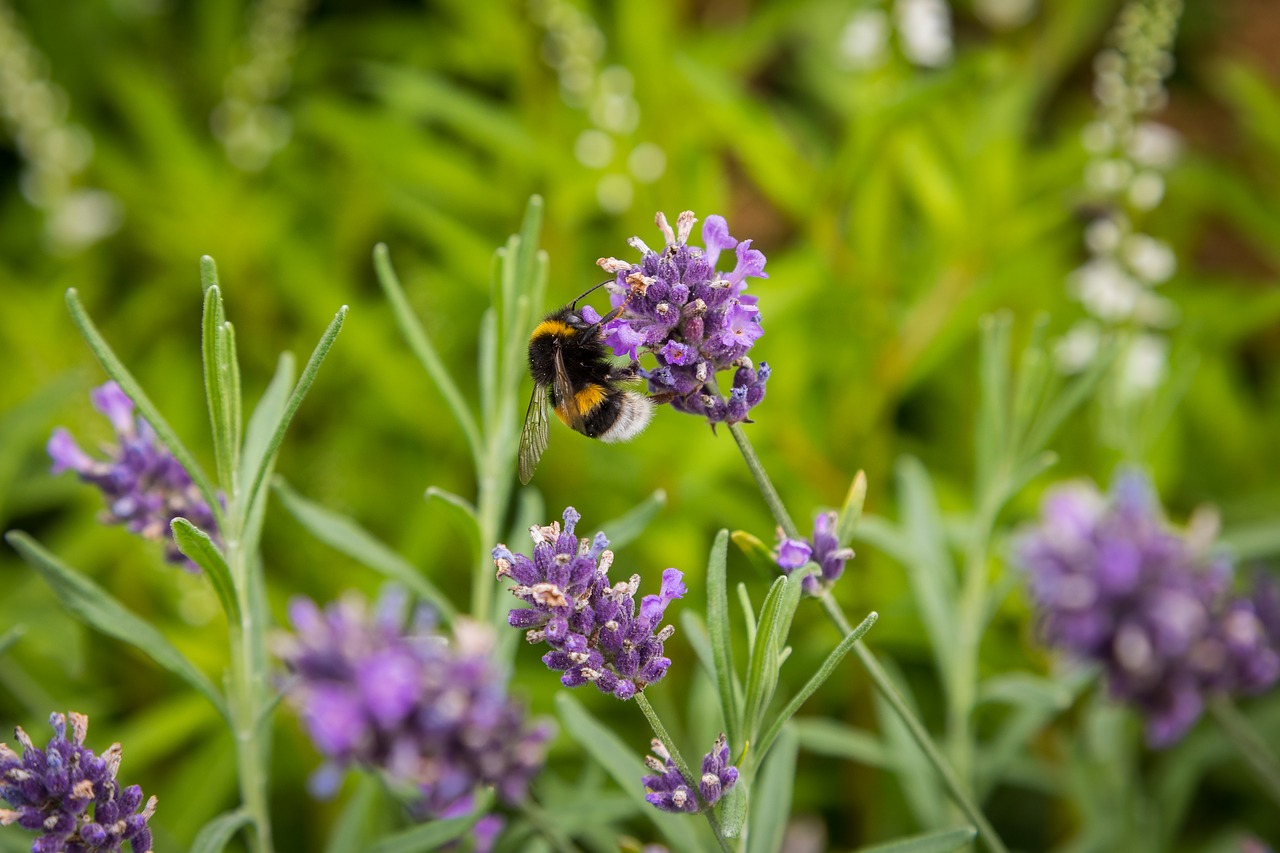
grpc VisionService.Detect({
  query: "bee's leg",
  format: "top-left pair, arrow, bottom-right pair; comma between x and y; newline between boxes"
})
648,392 -> 676,405
609,360 -> 642,381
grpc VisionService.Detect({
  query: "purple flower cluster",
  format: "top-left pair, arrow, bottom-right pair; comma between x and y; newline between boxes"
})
775,511 -> 855,596
273,589 -> 552,816
590,210 -> 770,425
493,507 -> 686,700
47,382 -> 218,570
0,712 -> 157,853
642,733 -> 739,814
1016,472 -> 1280,747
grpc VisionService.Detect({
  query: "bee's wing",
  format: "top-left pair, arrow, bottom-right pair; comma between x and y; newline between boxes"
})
553,345 -> 588,433
518,382 -> 550,485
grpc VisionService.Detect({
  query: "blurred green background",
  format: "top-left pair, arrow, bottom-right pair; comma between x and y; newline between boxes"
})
2,0 -> 1279,850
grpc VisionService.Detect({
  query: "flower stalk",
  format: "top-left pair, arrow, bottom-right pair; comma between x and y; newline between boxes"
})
728,421 -> 1009,853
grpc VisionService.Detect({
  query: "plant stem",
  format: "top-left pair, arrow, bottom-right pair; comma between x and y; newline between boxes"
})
226,520 -> 274,853
724,422 -> 1006,853
727,423 -> 799,539
821,595 -> 1007,853
635,693 -> 735,853
1207,695 -> 1280,810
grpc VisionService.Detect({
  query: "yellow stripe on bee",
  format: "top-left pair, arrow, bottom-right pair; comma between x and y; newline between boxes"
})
574,384 -> 607,414
531,319 -> 575,340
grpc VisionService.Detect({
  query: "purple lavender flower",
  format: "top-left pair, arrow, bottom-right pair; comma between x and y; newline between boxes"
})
0,711 -> 157,853
47,382 -> 218,570
273,589 -> 552,816
493,507 -> 686,700
1015,471 -> 1280,747
595,211 -> 770,426
642,733 -> 738,814
775,511 -> 855,596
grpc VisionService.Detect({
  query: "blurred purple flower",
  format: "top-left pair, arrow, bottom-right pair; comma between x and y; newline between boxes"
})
775,511 -> 855,596
642,733 -> 738,814
47,381 -> 218,570
493,507 -> 685,700
0,711 -> 157,853
274,589 -> 552,816
1016,471 -> 1280,747
595,210 -> 770,426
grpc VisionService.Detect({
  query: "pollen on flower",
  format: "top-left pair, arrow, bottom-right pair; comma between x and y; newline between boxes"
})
494,506 -> 684,700
595,210 -> 771,426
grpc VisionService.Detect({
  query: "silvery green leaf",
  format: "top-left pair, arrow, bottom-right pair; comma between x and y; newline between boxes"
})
707,530 -> 741,750
793,719 -> 890,768
189,808 -> 251,853
746,724 -> 798,853
364,790 -> 493,853
854,826 -> 977,853
171,518 -> 239,623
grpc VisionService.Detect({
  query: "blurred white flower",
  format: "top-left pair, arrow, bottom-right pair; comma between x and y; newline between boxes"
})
574,129 -> 614,168
839,8 -> 891,70
627,142 -> 667,183
1084,215 -> 1127,255
974,0 -> 1036,29
1128,122 -> 1181,169
895,0 -> 953,68
1071,257 -> 1142,322
45,189 -> 122,252
1123,234 -> 1176,284
1055,321 -> 1102,374
1119,334 -> 1168,396
1127,170 -> 1165,210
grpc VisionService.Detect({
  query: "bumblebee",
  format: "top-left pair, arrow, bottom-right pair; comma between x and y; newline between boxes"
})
518,283 -> 654,484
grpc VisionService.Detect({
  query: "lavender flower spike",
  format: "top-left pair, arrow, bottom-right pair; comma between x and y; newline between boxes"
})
494,507 -> 686,699
0,711 -> 157,853
642,733 -> 739,814
1015,471 -> 1280,747
775,511 -> 855,596
274,589 -> 552,816
47,381 -> 219,570
596,210 -> 771,426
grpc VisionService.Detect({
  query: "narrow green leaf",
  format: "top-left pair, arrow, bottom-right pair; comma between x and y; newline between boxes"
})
836,470 -> 868,548
680,611 -> 718,684
1008,318 -> 1051,456
737,583 -> 757,649
793,719 -> 890,768
719,779 -> 747,838
772,565 -> 812,666
6,532 -> 228,722
754,611 -> 878,763
598,489 -> 667,552
0,625 -> 25,658
424,486 -> 482,555
742,575 -> 788,744
373,243 -> 481,463
477,306 -> 498,431
706,530 -> 740,750
221,321 -> 243,484
746,724 -> 798,853
241,305 -> 347,530
171,519 -> 239,623
64,288 -> 222,526
855,827 -> 978,853
1022,341 -> 1113,456
326,775 -> 380,853
274,479 -> 456,620
200,254 -> 220,293
872,660 -> 943,829
189,808 -> 251,853
730,530 -> 782,581
976,313 -> 1012,495
896,457 -> 958,674
202,284 -> 234,492
364,791 -> 493,853
240,352 -> 295,499
554,694 -> 703,853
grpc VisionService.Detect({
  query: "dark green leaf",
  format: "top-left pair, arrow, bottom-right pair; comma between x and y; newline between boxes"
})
854,827 -> 978,853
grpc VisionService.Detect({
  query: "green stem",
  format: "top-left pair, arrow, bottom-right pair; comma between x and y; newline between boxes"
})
820,595 -> 1008,853
727,423 -> 799,539
723,422 -> 1005,853
635,693 -> 735,853
1207,695 -> 1280,810
226,521 -> 274,853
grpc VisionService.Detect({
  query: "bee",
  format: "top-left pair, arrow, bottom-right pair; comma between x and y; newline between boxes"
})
518,281 -> 654,484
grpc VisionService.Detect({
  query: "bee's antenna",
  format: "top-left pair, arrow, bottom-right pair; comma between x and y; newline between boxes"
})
570,279 -> 615,309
